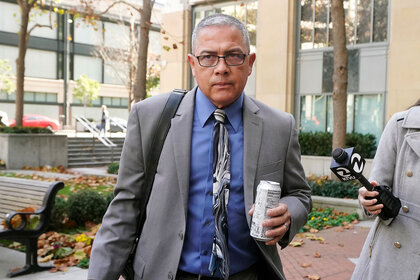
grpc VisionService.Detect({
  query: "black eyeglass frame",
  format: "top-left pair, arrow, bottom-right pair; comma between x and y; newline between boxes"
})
193,53 -> 248,67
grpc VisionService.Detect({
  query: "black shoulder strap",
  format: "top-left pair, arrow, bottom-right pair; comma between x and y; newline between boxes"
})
130,88 -> 187,255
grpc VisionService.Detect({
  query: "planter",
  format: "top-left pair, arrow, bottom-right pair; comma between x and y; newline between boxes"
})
302,155 -> 373,178
0,134 -> 67,169
312,195 -> 372,221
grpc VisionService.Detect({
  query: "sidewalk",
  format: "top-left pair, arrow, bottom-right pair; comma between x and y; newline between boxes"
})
0,167 -> 373,279
280,221 -> 372,280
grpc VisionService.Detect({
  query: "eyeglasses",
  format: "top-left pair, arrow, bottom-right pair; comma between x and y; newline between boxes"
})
194,53 -> 248,67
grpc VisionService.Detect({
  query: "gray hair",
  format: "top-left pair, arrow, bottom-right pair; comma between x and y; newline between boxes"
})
191,13 -> 250,54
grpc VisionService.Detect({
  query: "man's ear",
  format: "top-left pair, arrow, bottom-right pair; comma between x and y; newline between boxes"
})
247,53 -> 256,76
187,54 -> 196,77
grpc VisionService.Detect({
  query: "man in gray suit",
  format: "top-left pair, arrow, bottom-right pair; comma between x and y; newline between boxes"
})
88,14 -> 311,280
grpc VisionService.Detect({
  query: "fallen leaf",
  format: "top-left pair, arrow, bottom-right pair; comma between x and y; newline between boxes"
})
289,240 -> 305,247
301,262 -> 312,268
352,219 -> 360,224
306,273 -> 322,279
314,252 -> 321,258
343,224 -> 354,230
334,227 -> 344,232
309,228 -> 319,233
338,243 -> 344,247
39,254 -> 54,263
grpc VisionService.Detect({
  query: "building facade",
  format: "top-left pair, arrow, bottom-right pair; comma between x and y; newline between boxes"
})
161,0 -> 420,141
1,0 -> 419,137
0,0 -> 162,127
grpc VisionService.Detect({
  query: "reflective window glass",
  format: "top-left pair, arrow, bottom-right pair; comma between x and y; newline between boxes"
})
74,55 -> 103,82
373,0 -> 388,42
300,0 -> 314,49
102,97 -> 112,106
74,18 -> 102,45
46,93 -> 57,103
300,95 -> 326,132
24,92 -> 34,102
354,94 -> 383,141
344,0 -> 356,45
111,97 -> 120,106
314,0 -> 328,48
357,0 -> 371,44
35,92 -> 46,102
26,49 -> 57,79
121,98 -> 129,107
246,2 -> 258,47
104,22 -> 130,49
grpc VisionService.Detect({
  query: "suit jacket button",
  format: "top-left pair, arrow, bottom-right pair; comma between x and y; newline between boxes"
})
406,170 -> 413,177
394,241 -> 401,248
178,232 -> 184,240
168,272 -> 174,279
402,206 -> 409,213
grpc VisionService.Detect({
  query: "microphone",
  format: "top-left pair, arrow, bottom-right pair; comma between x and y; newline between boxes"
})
330,147 -> 401,220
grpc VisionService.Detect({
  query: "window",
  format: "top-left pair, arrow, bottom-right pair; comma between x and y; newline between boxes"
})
104,22 -> 130,49
74,55 -> 103,82
299,0 -> 388,50
300,93 -> 383,140
2,91 -> 57,103
74,18 -> 102,45
26,49 -> 57,79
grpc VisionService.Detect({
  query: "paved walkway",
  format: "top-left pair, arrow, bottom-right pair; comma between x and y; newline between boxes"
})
280,221 -> 372,280
0,167 -> 373,279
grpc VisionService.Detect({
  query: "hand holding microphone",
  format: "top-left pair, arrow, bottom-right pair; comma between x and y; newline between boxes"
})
330,147 -> 401,220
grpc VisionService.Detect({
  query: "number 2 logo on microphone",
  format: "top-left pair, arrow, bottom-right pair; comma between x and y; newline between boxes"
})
351,153 -> 365,174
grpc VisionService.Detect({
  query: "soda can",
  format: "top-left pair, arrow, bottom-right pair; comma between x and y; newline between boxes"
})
250,180 -> 281,241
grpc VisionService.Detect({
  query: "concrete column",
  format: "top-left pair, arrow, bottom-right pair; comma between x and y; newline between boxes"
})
387,1 -> 420,119
255,0 -> 297,113
160,2 -> 191,92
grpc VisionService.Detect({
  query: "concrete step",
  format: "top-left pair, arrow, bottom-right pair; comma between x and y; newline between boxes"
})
67,161 -> 118,167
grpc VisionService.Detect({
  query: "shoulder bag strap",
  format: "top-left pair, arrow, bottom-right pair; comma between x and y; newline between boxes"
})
128,88 -> 187,257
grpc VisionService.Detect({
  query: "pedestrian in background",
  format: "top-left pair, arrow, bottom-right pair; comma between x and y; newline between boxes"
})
352,98 -> 420,280
98,105 -> 109,137
88,13 -> 311,280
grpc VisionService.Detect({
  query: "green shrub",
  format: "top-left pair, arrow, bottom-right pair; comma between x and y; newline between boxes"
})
345,133 -> 377,158
50,196 -> 68,230
67,190 -> 108,226
299,131 -> 377,158
107,163 -> 119,174
0,126 -> 53,134
307,176 -> 360,199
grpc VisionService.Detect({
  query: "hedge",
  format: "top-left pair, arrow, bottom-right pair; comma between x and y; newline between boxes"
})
299,131 -> 377,158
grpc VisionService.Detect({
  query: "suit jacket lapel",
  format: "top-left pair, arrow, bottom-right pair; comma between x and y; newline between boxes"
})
243,95 -> 263,226
171,88 -> 196,219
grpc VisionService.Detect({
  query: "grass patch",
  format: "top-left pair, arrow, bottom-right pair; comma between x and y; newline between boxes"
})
300,207 -> 359,232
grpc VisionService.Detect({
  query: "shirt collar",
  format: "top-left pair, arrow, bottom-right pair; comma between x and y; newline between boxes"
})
195,87 -> 243,132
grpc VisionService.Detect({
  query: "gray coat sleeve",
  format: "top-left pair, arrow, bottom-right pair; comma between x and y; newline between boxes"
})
88,104 -> 145,280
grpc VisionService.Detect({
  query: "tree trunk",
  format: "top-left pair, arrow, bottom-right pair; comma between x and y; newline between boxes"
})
132,0 -> 154,104
331,0 -> 348,151
15,1 -> 31,126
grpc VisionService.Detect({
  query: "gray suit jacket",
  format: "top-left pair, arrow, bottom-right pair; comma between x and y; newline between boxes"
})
88,88 -> 312,280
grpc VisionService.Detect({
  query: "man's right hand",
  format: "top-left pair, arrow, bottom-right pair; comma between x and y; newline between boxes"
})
358,181 -> 383,216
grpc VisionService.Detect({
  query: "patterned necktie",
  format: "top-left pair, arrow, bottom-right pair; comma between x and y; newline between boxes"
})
209,109 -> 230,279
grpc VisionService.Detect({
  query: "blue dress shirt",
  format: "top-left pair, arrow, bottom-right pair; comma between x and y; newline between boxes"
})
178,88 -> 260,276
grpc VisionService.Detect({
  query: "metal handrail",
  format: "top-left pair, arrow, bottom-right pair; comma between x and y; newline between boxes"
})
74,116 -> 117,148
108,116 -> 127,132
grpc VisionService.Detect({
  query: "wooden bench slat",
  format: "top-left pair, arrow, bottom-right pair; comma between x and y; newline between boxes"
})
0,187 -> 48,197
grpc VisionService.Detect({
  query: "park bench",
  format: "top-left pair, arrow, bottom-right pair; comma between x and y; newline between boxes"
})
0,176 -> 64,278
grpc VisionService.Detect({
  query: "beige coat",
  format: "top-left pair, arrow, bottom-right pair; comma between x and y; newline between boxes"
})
352,106 -> 420,280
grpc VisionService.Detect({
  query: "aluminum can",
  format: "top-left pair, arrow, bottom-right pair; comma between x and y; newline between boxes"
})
250,180 -> 281,241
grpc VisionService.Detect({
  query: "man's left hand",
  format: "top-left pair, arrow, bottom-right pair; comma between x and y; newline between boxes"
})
249,203 -> 291,245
